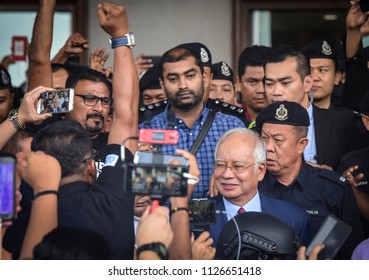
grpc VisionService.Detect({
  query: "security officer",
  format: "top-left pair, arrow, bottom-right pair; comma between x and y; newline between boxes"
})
209,61 -> 237,105
256,101 -> 365,260
139,61 -> 166,107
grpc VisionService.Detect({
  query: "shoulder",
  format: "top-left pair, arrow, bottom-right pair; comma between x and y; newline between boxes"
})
313,167 -> 348,189
262,193 -> 305,213
213,111 -> 246,126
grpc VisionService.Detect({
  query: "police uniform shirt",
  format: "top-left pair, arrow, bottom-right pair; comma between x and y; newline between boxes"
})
259,160 -> 365,259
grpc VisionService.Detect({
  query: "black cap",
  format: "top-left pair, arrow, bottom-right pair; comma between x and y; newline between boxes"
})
139,62 -> 161,93
215,212 -> 300,260
0,66 -> 12,90
211,61 -> 234,83
301,38 -> 338,66
176,42 -> 212,67
255,101 -> 310,132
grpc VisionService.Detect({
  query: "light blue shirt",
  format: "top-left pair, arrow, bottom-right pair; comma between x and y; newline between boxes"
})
222,191 -> 262,221
304,104 -> 317,163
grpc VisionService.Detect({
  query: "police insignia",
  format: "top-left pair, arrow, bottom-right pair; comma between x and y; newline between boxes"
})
200,47 -> 209,63
1,70 -> 10,85
274,104 -> 289,121
321,41 -> 332,56
221,62 -> 231,76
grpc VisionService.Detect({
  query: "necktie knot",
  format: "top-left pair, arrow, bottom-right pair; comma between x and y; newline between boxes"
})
237,207 -> 245,215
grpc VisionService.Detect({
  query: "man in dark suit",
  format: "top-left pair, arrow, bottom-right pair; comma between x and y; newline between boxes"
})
264,45 -> 359,170
209,127 -> 311,247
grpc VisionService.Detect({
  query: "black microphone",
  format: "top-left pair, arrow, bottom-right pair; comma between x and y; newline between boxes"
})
143,109 -> 153,128
167,109 -> 176,129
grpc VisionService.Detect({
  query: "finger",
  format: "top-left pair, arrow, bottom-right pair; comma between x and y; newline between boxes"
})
309,244 -> 324,260
296,246 -> 307,260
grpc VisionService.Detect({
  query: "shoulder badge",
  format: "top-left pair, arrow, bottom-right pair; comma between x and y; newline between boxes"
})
200,47 -> 209,63
221,62 -> 231,76
321,41 -> 332,56
275,104 -> 289,121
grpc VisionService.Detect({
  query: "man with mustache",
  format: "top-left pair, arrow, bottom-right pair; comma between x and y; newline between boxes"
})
143,45 -> 245,199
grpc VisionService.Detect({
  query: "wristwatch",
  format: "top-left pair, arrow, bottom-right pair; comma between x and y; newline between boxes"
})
137,242 -> 169,260
8,109 -> 25,130
109,32 -> 135,49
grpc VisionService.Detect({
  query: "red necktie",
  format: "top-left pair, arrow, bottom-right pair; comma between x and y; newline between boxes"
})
237,207 -> 246,215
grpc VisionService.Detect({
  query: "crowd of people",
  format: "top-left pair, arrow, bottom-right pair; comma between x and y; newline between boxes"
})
0,0 -> 369,260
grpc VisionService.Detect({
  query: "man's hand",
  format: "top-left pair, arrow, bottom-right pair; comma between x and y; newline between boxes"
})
346,0 -> 369,31
191,231 -> 216,260
89,47 -> 110,73
297,244 -> 325,260
17,151 -> 61,193
306,161 -> 333,171
62,32 -> 89,55
343,165 -> 365,188
97,2 -> 129,38
135,54 -> 154,77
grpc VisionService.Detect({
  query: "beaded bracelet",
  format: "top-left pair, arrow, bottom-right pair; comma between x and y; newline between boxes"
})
33,190 -> 59,200
170,207 -> 190,216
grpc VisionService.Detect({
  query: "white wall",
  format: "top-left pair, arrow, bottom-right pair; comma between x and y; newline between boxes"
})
88,0 -> 233,68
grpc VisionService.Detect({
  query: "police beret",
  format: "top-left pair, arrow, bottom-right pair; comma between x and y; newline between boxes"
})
176,42 -> 212,67
0,66 -> 12,90
139,62 -> 161,93
256,101 -> 310,131
211,61 -> 234,83
301,38 -> 338,65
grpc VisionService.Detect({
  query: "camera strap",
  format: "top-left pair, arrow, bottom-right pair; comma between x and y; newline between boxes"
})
189,110 -> 216,155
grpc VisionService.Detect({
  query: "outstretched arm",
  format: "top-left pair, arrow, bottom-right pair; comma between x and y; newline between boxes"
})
51,32 -> 89,64
97,2 -> 139,153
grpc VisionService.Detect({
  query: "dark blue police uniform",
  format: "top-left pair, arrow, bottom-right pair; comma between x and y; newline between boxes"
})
259,161 -> 365,259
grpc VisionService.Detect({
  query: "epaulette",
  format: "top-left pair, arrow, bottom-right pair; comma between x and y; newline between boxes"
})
138,100 -> 168,124
206,99 -> 248,126
316,168 -> 348,189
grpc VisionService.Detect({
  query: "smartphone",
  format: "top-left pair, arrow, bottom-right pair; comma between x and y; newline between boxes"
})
123,162 -> 188,198
142,55 -> 161,65
361,0 -> 369,12
134,151 -> 189,166
36,88 -> 74,114
305,214 -> 352,259
189,199 -> 216,225
0,154 -> 16,221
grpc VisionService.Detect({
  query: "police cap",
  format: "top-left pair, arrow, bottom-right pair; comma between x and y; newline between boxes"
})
211,61 -> 234,83
255,101 -> 310,132
139,62 -> 161,93
301,38 -> 338,66
0,66 -> 12,90
176,42 -> 212,67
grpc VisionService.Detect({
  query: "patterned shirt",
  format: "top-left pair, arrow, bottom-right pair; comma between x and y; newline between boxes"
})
141,105 -> 246,198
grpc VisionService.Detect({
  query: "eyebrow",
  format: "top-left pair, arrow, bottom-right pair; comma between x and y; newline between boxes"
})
166,68 -> 197,77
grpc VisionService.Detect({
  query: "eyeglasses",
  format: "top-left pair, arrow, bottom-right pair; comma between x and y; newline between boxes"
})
82,149 -> 98,164
212,160 -> 258,174
75,94 -> 112,108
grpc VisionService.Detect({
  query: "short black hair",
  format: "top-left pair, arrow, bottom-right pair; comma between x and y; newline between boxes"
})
66,66 -> 112,98
237,45 -> 272,78
266,45 -> 310,82
159,46 -> 204,80
31,120 -> 93,178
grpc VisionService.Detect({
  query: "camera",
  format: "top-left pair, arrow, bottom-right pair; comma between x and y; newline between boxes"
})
134,151 -> 189,166
36,88 -> 74,114
123,162 -> 188,199
189,199 -> 216,238
0,153 -> 16,220
139,128 -> 178,145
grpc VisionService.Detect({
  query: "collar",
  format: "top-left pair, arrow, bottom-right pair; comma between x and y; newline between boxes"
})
222,191 -> 261,219
58,181 -> 92,198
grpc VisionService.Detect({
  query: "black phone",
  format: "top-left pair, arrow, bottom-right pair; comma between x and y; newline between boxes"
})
305,214 -> 352,259
123,162 -> 188,198
36,88 -> 74,114
142,55 -> 161,65
361,0 -> 369,12
189,199 -> 216,225
0,154 -> 16,221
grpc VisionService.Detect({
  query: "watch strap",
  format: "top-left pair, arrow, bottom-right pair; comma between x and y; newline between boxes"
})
8,109 -> 25,130
137,242 -> 169,260
110,32 -> 135,49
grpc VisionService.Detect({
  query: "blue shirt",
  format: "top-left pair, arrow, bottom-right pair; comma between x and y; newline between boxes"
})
304,104 -> 317,163
141,105 -> 246,198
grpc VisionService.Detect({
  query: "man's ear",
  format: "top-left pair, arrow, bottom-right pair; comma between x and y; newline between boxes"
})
86,159 -> 96,184
159,78 -> 165,91
298,137 -> 309,154
303,75 -> 313,93
334,71 -> 342,86
257,162 -> 267,182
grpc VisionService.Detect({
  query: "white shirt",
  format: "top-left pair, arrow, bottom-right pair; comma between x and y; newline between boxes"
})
222,191 -> 262,221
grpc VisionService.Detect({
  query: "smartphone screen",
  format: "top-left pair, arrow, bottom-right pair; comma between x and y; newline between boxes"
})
36,88 -> 74,114
0,154 -> 16,220
134,151 -> 188,166
124,163 -> 188,198
189,199 -> 216,225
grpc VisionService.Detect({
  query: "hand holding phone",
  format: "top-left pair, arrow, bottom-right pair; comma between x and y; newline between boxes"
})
36,88 -> 74,114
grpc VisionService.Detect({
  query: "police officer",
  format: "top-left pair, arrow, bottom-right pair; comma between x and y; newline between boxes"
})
139,61 -> 166,107
209,61 -> 237,105
256,101 -> 365,260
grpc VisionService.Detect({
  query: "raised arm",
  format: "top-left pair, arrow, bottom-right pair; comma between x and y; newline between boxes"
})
51,32 -> 89,64
19,152 -> 61,260
97,2 -> 139,154
27,0 -> 55,90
